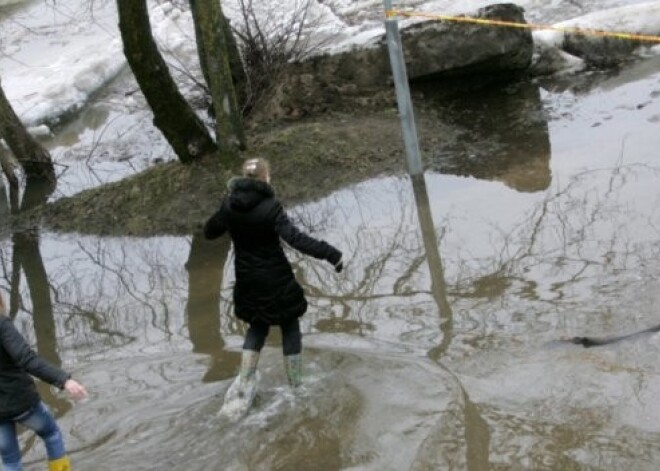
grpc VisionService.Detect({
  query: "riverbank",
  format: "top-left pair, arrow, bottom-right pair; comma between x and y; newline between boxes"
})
23,109 -> 408,236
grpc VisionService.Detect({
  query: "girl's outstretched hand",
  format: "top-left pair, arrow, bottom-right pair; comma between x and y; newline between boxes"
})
64,379 -> 88,400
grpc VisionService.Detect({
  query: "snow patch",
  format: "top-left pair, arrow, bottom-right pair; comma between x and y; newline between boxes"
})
0,0 -> 202,128
534,1 -> 660,50
2,0 -> 660,127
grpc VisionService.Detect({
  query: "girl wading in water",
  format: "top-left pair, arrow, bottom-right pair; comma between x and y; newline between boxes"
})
204,158 -> 342,412
0,293 -> 87,471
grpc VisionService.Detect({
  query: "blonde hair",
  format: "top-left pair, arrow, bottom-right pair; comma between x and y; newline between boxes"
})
242,158 -> 270,182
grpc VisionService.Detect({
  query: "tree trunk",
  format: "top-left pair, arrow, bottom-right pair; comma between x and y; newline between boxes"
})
0,79 -> 55,181
219,13 -> 249,116
117,0 -> 217,164
190,0 -> 248,114
0,145 -> 19,213
190,0 -> 212,94
189,0 -> 246,155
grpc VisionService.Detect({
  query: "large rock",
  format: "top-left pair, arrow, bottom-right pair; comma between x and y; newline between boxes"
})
260,3 -> 533,119
562,33 -> 643,68
400,4 -> 533,79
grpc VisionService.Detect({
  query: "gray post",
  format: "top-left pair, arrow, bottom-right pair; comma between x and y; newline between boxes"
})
383,1 -> 423,176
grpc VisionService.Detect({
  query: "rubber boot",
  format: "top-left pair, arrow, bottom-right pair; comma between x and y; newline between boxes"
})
284,354 -> 302,388
238,349 -> 260,397
220,349 -> 260,418
48,456 -> 71,471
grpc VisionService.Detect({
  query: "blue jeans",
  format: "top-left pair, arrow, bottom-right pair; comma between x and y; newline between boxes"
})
0,402 -> 66,471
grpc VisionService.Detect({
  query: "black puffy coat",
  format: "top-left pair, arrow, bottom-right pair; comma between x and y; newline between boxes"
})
0,316 -> 70,420
204,177 -> 341,325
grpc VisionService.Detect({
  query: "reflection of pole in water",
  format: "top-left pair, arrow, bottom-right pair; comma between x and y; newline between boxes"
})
410,174 -> 490,470
185,232 -> 238,382
410,174 -> 452,358
463,388 -> 491,471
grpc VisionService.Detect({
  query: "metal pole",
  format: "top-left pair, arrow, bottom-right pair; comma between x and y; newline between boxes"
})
383,1 -> 423,176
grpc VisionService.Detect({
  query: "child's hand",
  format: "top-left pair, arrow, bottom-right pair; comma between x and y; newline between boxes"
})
64,379 -> 88,400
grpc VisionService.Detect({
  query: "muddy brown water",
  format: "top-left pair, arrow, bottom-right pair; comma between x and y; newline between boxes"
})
2,57 -> 660,469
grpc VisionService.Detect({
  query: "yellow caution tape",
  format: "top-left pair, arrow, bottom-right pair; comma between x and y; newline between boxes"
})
386,9 -> 660,43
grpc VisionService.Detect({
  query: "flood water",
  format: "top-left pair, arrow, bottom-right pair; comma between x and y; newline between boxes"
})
2,55 -> 660,471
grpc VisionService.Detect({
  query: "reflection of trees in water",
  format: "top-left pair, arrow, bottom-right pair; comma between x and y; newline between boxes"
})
4,161 -> 649,465
0,178 -> 71,454
185,232 -> 239,382
51,237 -> 189,352
415,163 -> 660,468
3,226 -> 238,361
451,163 -> 660,314
288,181 -> 427,335
10,229 -> 73,453
16,232 -> 245,362
284,175 -> 491,469
417,80 -> 552,193
410,175 -> 490,471
404,164 -> 659,469
280,178 -> 448,341
13,230 -> 58,364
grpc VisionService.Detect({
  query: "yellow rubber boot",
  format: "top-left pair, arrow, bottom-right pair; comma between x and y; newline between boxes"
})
48,456 -> 71,471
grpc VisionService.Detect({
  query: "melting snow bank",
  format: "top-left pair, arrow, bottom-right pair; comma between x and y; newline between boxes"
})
0,1 -> 198,132
532,1 -> 660,74
2,0 -> 660,133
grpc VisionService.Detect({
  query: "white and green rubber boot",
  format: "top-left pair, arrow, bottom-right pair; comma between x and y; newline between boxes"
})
220,349 -> 260,418
284,353 -> 302,388
238,349 -> 259,394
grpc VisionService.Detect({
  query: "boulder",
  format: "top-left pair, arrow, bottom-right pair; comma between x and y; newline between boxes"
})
400,4 -> 533,80
260,3 -> 534,119
562,33 -> 643,68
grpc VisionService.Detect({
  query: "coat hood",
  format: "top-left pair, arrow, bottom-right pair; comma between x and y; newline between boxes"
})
227,177 -> 274,212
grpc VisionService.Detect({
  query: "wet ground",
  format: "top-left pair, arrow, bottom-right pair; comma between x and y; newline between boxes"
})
2,36 -> 660,471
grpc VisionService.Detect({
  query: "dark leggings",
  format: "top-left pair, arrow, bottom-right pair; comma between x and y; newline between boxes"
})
243,318 -> 302,355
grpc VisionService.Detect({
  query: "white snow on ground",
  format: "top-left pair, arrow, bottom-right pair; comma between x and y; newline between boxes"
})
0,1 -> 123,128
0,1 -> 198,129
534,2 -> 660,48
1,0 -> 660,129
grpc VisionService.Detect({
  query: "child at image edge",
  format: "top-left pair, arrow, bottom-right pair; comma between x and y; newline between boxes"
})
204,158 -> 343,399
0,293 -> 87,471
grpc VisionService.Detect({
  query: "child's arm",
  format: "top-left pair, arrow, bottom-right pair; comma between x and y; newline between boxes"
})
204,202 -> 229,239
0,318 -> 85,398
273,203 -> 343,270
